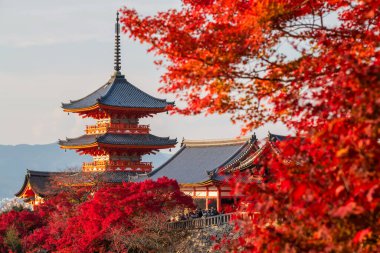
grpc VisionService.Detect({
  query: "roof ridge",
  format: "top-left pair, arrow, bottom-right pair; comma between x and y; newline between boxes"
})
99,77 -> 174,105
184,137 -> 250,147
62,77 -> 113,106
218,142 -> 249,168
205,141 -> 251,178
99,75 -> 120,103
124,79 -> 170,103
27,170 -> 72,176
148,145 -> 186,177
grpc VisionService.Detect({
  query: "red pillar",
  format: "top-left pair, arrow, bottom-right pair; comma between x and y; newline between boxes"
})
217,186 -> 222,212
205,186 -> 209,209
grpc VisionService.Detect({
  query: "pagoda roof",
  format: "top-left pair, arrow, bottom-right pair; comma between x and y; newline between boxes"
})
148,135 -> 258,184
62,73 -> 174,112
59,133 -> 177,149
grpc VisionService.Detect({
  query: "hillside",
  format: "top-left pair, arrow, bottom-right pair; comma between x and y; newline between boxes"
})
0,144 -> 171,199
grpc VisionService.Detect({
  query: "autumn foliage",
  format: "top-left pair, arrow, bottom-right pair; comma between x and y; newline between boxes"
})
120,0 -> 380,251
0,177 -> 193,252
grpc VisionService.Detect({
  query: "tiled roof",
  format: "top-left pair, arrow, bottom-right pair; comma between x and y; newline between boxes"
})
15,170 -> 74,197
148,136 -> 257,184
60,135 -> 99,146
15,170 -> 141,198
232,132 -> 290,171
59,133 -> 177,147
62,73 -> 174,110
268,132 -> 288,142
217,135 -> 259,171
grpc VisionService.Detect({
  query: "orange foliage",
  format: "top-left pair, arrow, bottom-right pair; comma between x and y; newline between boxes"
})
121,0 -> 380,251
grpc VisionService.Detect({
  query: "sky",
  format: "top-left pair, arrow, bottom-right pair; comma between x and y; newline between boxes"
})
0,0 -> 288,148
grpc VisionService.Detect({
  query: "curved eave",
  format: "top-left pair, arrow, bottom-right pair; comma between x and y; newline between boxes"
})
233,137 -> 297,171
15,180 -> 44,199
180,179 -> 224,187
99,143 -> 176,149
15,174 -> 31,197
100,104 -> 170,113
60,142 -> 176,150
232,143 -> 269,171
62,103 -> 171,114
62,104 -> 99,113
59,143 -> 99,150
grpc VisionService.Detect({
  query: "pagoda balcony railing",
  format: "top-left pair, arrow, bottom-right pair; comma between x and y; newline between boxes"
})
82,160 -> 152,172
86,123 -> 150,135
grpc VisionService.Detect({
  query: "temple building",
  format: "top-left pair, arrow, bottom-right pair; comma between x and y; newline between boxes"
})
15,13 -> 176,206
16,131 -> 286,208
148,135 -> 259,212
14,12 -> 289,210
145,132 -> 287,212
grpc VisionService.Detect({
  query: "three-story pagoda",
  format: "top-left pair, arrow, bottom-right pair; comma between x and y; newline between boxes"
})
59,13 -> 176,174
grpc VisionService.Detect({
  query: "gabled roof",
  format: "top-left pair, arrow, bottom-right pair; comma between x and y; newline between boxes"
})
268,132 -> 288,142
61,73 -> 174,112
59,133 -> 177,149
231,132 -> 290,171
148,135 -> 258,184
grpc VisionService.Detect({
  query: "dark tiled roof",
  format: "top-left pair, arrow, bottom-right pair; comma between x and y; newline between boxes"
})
60,135 -> 99,146
233,132 -> 291,171
59,133 -> 177,147
62,73 -> 174,110
15,170 -> 74,197
15,170 -> 142,197
217,134 -> 258,171
149,136 -> 257,184
268,132 -> 288,142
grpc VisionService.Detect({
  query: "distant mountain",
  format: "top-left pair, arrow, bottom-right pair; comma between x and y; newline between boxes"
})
0,144 -> 171,199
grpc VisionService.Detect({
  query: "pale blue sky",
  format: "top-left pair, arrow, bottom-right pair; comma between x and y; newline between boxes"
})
0,0 -> 288,146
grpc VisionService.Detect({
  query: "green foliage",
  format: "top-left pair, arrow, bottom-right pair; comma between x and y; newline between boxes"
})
4,225 -> 22,253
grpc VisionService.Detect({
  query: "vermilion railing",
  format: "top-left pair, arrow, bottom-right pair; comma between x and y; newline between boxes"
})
168,213 -> 233,230
82,160 -> 152,172
167,212 -> 259,230
85,123 -> 150,135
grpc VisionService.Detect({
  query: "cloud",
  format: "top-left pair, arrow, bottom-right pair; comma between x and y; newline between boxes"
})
0,0 -> 181,48
0,0 -> 290,145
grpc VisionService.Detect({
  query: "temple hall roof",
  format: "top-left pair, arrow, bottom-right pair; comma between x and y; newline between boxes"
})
232,132 -> 290,171
61,73 -> 174,111
148,135 -> 258,184
268,132 -> 288,142
59,133 -> 177,148
15,170 -> 142,198
15,170 -> 73,198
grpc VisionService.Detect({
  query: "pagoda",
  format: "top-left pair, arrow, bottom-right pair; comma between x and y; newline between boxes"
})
59,13 -> 177,174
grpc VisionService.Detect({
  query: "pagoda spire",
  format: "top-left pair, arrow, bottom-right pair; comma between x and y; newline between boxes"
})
114,12 -> 121,73
59,10 -> 176,176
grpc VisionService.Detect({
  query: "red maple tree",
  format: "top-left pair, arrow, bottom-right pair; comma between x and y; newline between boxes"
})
0,177 -> 193,252
120,0 -> 380,251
